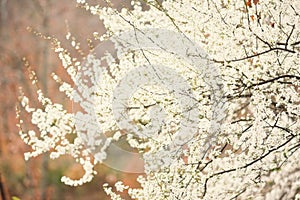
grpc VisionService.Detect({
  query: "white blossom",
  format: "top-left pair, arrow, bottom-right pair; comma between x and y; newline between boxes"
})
18,0 -> 300,198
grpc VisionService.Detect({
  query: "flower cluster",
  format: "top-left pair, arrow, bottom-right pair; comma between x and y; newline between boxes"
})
18,0 -> 300,199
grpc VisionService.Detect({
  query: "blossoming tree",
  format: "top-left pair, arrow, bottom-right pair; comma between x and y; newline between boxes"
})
18,0 -> 300,199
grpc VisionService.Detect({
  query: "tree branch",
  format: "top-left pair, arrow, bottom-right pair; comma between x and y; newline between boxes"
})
202,133 -> 297,197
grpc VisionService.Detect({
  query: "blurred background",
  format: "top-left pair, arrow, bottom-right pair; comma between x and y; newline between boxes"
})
0,0 -> 142,199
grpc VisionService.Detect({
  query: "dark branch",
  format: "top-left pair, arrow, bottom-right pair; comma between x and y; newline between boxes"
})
202,133 -> 297,197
